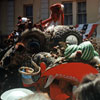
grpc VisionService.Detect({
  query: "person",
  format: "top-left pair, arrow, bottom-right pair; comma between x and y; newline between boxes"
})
73,73 -> 100,100
19,92 -> 51,100
17,16 -> 32,32
17,16 -> 29,25
36,3 -> 64,30
47,3 -> 64,26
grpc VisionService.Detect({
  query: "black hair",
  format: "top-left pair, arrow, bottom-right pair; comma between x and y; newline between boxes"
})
74,74 -> 100,100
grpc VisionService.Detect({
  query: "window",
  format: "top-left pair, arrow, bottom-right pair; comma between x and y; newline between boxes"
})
24,5 -> 33,22
63,2 -> 72,25
77,2 -> 87,24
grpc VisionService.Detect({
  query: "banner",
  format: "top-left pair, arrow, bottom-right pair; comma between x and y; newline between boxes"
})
75,24 -> 98,39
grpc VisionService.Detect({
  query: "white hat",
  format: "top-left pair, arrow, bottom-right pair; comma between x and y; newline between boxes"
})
21,17 -> 28,24
1,88 -> 34,100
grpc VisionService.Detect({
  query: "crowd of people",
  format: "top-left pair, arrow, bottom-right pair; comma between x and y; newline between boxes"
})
73,73 -> 100,100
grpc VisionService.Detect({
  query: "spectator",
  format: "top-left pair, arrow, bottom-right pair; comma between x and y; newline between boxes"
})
19,92 -> 51,100
73,73 -> 100,100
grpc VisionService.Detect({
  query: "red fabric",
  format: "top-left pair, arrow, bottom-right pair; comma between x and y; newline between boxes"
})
75,24 -> 78,28
41,63 -> 98,82
50,84 -> 62,99
50,3 -> 64,25
61,12 -> 64,25
23,83 -> 35,87
75,24 -> 98,40
50,3 -> 62,11
86,24 -> 98,39
40,62 -> 47,74
41,17 -> 52,26
40,3 -> 64,27
50,84 -> 69,100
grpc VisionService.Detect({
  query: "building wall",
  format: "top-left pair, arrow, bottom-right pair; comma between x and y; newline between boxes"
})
49,0 -> 61,6
87,0 -> 99,23
7,0 -> 14,35
14,0 -> 41,27
0,0 -> 15,36
41,0 -> 49,20
14,0 -> 33,28
0,0 -> 8,35
0,0 -> 100,37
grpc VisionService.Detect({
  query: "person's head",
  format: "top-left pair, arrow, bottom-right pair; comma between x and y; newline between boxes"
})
18,16 -> 22,20
80,73 -> 99,84
50,3 -> 64,13
19,92 -> 51,100
50,3 -> 64,24
73,74 -> 100,100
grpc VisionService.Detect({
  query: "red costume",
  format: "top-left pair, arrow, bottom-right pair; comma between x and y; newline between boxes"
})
40,3 -> 64,28
20,62 -> 98,100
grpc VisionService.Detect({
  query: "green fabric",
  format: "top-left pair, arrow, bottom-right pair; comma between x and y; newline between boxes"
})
94,50 -> 99,56
64,41 -> 99,61
64,45 -> 78,60
79,41 -> 94,61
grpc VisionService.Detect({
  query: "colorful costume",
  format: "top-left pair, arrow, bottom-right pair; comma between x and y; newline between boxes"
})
64,41 -> 100,64
40,3 -> 64,28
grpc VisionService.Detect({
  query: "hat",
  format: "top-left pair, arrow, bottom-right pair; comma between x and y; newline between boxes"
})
1,88 -> 34,100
